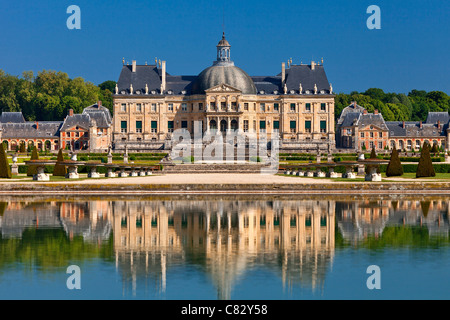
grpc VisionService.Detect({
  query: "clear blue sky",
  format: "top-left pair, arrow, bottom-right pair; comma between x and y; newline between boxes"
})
0,0 -> 448,94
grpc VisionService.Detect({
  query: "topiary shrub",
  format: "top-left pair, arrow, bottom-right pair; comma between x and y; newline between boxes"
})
386,146 -> 403,176
27,147 -> 39,176
416,142 -> 435,178
53,149 -> 66,176
0,143 -> 11,178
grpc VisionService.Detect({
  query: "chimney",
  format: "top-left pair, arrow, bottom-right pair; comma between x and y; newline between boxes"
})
132,60 -> 136,73
363,109 -> 368,115
311,61 -> 315,70
438,120 -> 441,130
402,121 -> 405,128
161,60 -> 166,92
419,121 -> 422,129
352,101 -> 357,108
281,62 -> 286,86
69,109 -> 74,117
36,122 -> 39,130
374,109 -> 378,115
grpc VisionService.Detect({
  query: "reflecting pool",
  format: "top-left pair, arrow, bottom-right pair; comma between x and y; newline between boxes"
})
0,195 -> 449,300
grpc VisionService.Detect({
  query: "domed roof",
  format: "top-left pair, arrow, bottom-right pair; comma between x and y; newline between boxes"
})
191,65 -> 257,95
217,32 -> 230,47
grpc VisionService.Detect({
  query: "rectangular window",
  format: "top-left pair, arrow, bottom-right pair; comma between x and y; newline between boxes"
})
168,121 -> 174,133
221,102 -> 226,110
181,120 -> 188,129
243,120 -> 249,132
346,128 -> 352,135
361,132 -> 365,138
273,120 -> 279,131
151,103 -> 157,112
151,121 -> 157,133
290,121 -> 297,133
181,103 -> 187,111
244,103 -> 249,111
260,103 -> 265,112
305,120 -> 311,133
136,103 -> 142,112
305,103 -> 311,112
274,103 -> 279,112
320,120 -> 327,133
168,103 -> 173,111
121,121 -> 127,133
198,103 -> 203,111
259,120 -> 266,131
136,121 -> 142,133
121,103 -> 126,112
253,120 -> 256,130
321,103 -> 326,111
370,132 -> 374,138
290,103 -> 296,112
210,102 -> 215,110
231,102 -> 237,110
378,141 -> 383,149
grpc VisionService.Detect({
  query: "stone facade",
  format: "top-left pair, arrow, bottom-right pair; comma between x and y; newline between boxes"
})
112,34 -> 335,153
337,102 -> 449,152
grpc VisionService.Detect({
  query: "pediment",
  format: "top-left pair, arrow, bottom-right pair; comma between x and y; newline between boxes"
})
361,124 -> 386,131
205,83 -> 242,93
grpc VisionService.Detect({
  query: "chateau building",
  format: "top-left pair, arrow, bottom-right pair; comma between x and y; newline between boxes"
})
112,33 -> 336,153
337,102 -> 449,152
0,101 -> 112,152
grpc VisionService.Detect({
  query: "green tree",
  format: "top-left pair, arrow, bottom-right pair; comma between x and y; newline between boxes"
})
53,149 -> 67,176
386,146 -> 403,176
98,80 -> 116,92
416,142 -> 435,178
27,147 -> 39,176
0,143 -> 11,179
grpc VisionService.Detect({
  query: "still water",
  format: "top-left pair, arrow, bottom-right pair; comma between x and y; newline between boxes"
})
0,195 -> 449,300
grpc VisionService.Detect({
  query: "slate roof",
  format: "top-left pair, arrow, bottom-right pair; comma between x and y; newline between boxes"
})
60,114 -> 91,132
425,112 -> 450,125
281,64 -> 331,94
339,112 -> 360,128
386,121 -> 446,137
83,103 -> 113,124
337,103 -> 366,125
1,121 -> 62,139
0,112 -> 26,123
115,64 -> 332,96
82,103 -> 113,128
357,113 -> 389,131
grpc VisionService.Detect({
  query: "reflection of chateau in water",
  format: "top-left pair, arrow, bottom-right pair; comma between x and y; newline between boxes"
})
1,196 -> 448,299
112,200 -> 335,299
337,199 -> 450,243
0,201 -> 111,242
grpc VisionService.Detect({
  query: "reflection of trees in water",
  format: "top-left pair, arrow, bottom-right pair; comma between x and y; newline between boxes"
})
0,200 -> 114,270
335,197 -> 450,246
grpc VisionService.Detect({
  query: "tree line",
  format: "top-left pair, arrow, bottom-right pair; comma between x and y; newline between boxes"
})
0,69 -> 448,123
335,88 -> 449,122
0,69 -> 115,121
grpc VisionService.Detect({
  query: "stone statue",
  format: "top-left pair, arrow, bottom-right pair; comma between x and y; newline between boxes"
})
329,83 -> 333,94
115,83 -> 119,94
130,84 -> 133,95
145,84 -> 149,94
283,83 -> 287,94
314,84 -> 317,95
299,83 -> 302,94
